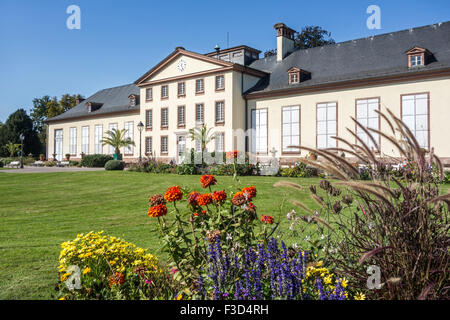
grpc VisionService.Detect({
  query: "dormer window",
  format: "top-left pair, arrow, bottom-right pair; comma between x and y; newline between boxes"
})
406,46 -> 431,68
129,95 -> 136,107
85,102 -> 103,113
288,67 -> 300,84
87,104 -> 92,113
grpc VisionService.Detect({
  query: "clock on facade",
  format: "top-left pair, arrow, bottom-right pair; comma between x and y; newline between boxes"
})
177,59 -> 186,72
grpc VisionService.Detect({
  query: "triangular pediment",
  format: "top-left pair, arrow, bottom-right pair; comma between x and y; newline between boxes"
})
135,48 -> 233,85
405,46 -> 430,55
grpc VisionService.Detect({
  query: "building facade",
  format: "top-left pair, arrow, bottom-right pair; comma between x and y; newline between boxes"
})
47,21 -> 450,164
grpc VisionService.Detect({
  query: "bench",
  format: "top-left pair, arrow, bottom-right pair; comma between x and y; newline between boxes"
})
57,161 -> 70,167
6,161 -> 20,168
32,161 -> 44,167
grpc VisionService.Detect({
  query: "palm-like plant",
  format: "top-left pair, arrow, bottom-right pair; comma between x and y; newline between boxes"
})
3,141 -> 21,157
188,125 -> 215,152
101,128 -> 135,155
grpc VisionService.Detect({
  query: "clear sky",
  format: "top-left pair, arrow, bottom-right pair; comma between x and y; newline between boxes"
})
1,0 -> 449,122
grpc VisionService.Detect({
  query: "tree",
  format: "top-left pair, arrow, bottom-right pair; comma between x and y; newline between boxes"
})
0,109 -> 41,157
30,94 -> 84,149
188,125 -> 215,152
263,25 -> 335,57
101,128 -> 135,155
3,142 -> 21,157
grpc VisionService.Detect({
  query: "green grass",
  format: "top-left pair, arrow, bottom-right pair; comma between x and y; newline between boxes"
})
0,171 -> 321,300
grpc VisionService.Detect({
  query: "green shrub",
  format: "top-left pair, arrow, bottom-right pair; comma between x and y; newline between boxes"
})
444,171 -> 450,184
0,160 -> 3,168
176,163 -> 198,175
80,154 -> 113,168
105,160 -> 124,171
280,162 -> 318,178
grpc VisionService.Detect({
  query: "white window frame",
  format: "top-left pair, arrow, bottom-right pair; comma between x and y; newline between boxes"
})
82,126 -> 89,155
317,102 -> 337,149
401,93 -> 429,150
161,108 -> 168,128
196,79 -> 204,93
215,132 -> 224,152
145,137 -> 152,155
215,101 -> 225,124
94,124 -> 103,154
124,121 -> 134,154
69,127 -> 77,156
145,109 -> 152,129
161,85 -> 168,98
178,106 -> 185,127
356,98 -> 380,151
282,106 -> 300,153
108,123 -> 118,154
195,103 -> 204,125
161,136 -> 168,154
177,82 -> 185,96
146,88 -> 152,100
251,109 -> 268,154
215,75 -> 225,90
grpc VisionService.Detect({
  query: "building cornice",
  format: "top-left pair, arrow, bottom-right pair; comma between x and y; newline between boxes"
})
244,67 -> 450,100
46,108 -> 140,124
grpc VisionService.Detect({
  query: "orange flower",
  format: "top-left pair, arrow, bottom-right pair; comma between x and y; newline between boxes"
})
148,204 -> 168,218
260,215 -> 274,224
232,191 -> 246,206
188,191 -> 200,206
212,190 -> 227,204
197,193 -> 212,206
200,175 -> 217,188
226,150 -> 239,159
193,210 -> 207,217
164,186 -> 183,202
242,186 -> 257,200
109,272 -> 125,287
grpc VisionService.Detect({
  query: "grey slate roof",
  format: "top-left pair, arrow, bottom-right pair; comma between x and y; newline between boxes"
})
47,83 -> 139,122
246,21 -> 450,95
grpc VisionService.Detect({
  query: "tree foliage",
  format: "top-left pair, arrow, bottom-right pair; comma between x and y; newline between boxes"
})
263,25 -> 335,57
101,128 -> 135,155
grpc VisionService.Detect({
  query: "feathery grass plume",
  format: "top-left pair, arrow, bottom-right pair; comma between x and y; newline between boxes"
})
273,181 -> 303,191
290,199 -> 314,214
352,116 -> 379,151
285,109 -> 449,300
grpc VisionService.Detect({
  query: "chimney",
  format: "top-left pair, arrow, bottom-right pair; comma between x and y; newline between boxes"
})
273,23 -> 296,62
76,98 -> 85,105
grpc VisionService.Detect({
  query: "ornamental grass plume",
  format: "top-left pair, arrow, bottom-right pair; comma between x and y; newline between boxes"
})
275,108 -> 450,300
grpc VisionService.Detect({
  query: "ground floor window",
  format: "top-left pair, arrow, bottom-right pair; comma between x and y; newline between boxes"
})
317,102 -> 337,149
145,137 -> 152,155
401,93 -> 429,150
161,136 -> 168,154
94,124 -> 103,154
215,132 -> 224,152
124,121 -> 134,154
282,106 -> 300,153
82,126 -> 89,154
108,123 -> 118,154
356,98 -> 380,150
69,127 -> 77,155
251,109 -> 268,154
54,129 -> 63,161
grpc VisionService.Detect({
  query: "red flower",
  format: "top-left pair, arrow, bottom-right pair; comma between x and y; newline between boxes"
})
164,186 -> 183,202
193,210 -> 207,217
197,193 -> 212,206
242,186 -> 257,200
148,204 -> 168,218
149,194 -> 166,206
200,175 -> 217,188
109,272 -> 125,287
188,191 -> 200,206
260,215 -> 274,224
212,190 -> 227,204
232,191 -> 246,206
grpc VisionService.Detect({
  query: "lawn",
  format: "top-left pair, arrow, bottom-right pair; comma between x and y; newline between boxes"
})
0,171 -> 322,300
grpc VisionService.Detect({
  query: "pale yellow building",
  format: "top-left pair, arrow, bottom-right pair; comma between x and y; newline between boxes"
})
47,21 -> 450,164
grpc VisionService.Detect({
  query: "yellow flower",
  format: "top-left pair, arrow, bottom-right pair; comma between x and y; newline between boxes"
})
59,297 -> 66,300
175,294 -> 182,300
341,278 -> 348,288
60,273 -> 71,282
82,267 -> 91,275
355,292 -> 366,300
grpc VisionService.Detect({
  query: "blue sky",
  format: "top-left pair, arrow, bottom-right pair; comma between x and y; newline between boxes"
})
0,0 -> 449,122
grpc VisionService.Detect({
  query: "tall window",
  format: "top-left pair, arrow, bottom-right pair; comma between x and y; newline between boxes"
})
196,79 -> 204,94
177,106 -> 185,127
282,106 -> 300,153
108,123 -> 118,154
402,93 -> 429,150
195,104 -> 204,125
146,88 -> 152,101
94,124 -> 103,154
161,85 -> 168,99
317,102 -> 337,149
145,137 -> 152,155
54,129 -> 63,161
215,132 -> 224,152
161,108 -> 168,128
145,109 -> 152,129
356,98 -> 380,150
82,126 -> 89,154
124,121 -> 134,154
161,136 -> 168,154
410,55 -> 422,67
215,101 -> 225,124
215,75 -> 225,90
69,127 -> 77,155
177,82 -> 185,96
251,109 -> 268,154
195,139 -> 202,152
